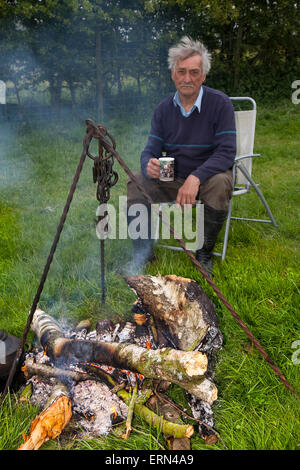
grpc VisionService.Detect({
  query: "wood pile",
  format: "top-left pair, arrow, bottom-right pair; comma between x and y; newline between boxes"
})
18,274 -> 223,450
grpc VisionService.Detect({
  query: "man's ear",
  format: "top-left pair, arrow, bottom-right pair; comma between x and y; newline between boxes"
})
171,69 -> 175,82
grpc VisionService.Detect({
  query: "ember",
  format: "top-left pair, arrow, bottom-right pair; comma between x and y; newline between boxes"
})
18,274 -> 223,449
110,406 -> 125,426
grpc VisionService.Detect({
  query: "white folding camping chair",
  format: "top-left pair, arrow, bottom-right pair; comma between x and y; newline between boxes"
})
154,96 -> 277,260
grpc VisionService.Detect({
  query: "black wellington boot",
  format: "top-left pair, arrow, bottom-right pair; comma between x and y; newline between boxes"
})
125,238 -> 155,275
196,204 -> 228,277
122,212 -> 155,275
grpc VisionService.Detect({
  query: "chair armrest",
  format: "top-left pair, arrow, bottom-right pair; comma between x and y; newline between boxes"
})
235,153 -> 260,162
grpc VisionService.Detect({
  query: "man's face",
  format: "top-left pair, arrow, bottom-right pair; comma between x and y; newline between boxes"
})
171,54 -> 206,102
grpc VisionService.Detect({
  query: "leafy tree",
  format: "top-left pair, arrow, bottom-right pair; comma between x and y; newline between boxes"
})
145,0 -> 300,98
0,0 -> 299,112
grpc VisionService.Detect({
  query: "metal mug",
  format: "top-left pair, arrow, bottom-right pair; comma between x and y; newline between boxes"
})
159,157 -> 174,182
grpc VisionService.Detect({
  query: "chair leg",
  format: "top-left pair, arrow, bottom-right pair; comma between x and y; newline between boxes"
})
236,162 -> 278,229
221,198 -> 233,261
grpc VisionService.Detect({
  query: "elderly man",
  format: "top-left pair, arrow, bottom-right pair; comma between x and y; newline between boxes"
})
127,36 -> 236,275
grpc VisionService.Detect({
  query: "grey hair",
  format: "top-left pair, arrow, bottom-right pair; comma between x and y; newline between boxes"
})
168,36 -> 211,75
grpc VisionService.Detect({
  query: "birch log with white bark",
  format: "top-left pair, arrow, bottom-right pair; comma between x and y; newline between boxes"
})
124,274 -> 220,351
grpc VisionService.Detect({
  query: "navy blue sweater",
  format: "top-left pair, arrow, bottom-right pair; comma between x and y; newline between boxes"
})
141,85 -> 236,183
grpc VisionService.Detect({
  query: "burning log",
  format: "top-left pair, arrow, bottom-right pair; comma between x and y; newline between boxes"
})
22,357 -> 97,383
18,379 -> 72,450
31,309 -> 217,403
124,274 -> 221,351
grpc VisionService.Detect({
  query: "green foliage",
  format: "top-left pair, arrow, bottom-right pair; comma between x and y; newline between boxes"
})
0,393 -> 39,450
0,1 -> 299,109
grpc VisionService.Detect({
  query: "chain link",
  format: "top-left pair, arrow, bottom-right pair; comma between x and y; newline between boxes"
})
86,123 -> 118,204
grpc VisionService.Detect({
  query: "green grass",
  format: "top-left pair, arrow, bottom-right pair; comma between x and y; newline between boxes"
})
0,392 -> 39,450
0,100 -> 299,450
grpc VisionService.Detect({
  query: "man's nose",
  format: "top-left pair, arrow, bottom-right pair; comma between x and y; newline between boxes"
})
183,71 -> 193,81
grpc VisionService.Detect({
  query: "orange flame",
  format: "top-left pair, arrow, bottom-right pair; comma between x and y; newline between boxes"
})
111,406 -> 118,419
146,340 -> 151,350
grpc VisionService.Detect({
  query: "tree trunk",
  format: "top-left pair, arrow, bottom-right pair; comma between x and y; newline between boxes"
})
49,76 -> 62,108
22,357 -> 95,383
136,74 -> 141,97
67,80 -> 76,109
233,23 -> 243,90
13,81 -> 21,106
95,28 -> 104,122
116,66 -> 122,96
12,81 -> 23,120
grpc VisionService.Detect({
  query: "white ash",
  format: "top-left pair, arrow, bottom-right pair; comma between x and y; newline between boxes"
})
62,325 -> 94,342
186,393 -> 215,437
28,375 -> 57,409
24,362 -> 129,438
25,349 -> 55,408
95,329 -> 112,342
72,380 -> 128,437
96,321 -> 153,347
27,348 -> 51,365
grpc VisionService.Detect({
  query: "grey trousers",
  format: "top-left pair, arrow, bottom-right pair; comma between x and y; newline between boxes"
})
127,169 -> 233,212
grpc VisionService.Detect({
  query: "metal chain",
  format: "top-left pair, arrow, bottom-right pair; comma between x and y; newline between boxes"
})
87,123 -> 118,204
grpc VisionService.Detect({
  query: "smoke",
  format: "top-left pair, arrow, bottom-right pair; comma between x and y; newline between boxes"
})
0,17 -> 163,321
0,124 -> 32,192
123,242 -> 155,276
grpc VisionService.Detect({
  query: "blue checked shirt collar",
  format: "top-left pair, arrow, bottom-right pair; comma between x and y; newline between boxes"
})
173,86 -> 204,117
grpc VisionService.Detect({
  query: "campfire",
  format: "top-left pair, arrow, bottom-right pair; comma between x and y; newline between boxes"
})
18,274 -> 223,450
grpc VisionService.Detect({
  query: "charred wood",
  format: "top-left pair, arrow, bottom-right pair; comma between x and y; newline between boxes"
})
22,357 -> 97,384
